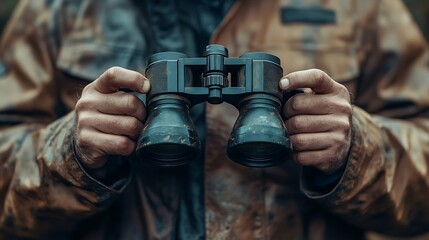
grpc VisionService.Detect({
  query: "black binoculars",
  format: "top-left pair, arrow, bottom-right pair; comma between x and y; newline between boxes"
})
136,44 -> 292,168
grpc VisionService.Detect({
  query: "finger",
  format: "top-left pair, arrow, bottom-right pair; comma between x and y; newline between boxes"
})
79,112 -> 143,140
94,67 -> 150,94
279,69 -> 339,94
290,132 -> 340,151
293,149 -> 337,170
283,93 -> 349,117
285,115 -> 350,135
78,128 -> 137,157
85,91 -> 147,121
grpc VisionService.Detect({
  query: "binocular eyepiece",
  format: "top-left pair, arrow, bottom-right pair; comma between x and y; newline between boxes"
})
136,44 -> 292,168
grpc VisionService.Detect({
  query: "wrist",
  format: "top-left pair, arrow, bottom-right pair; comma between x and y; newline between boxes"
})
302,137 -> 353,194
304,163 -> 347,192
71,135 -> 129,185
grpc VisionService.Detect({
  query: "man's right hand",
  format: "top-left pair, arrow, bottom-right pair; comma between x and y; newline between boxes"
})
74,67 -> 151,169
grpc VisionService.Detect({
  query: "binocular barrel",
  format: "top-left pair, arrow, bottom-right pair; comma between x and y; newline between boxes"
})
136,44 -> 292,168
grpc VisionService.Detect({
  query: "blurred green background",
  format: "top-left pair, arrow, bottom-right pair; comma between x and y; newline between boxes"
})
0,0 -> 428,41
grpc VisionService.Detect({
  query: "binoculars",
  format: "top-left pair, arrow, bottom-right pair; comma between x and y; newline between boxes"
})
136,44 -> 292,168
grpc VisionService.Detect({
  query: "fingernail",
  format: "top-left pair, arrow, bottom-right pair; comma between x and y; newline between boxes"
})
142,80 -> 151,93
280,78 -> 290,89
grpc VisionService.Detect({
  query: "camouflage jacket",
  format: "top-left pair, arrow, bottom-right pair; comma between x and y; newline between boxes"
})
1,0 -> 429,239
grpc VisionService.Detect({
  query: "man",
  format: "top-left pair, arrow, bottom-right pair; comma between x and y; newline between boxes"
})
0,0 -> 428,239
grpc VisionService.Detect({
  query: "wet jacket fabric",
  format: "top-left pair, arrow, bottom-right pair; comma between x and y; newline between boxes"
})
1,0 -> 429,239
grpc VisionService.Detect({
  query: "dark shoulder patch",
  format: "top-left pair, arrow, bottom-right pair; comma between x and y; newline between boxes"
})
281,6 -> 336,25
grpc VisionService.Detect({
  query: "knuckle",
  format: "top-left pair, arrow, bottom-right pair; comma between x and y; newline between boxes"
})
75,98 -> 91,112
334,85 -> 352,101
331,134 -> 345,147
293,153 -> 308,166
336,118 -> 351,132
76,129 -> 94,149
291,135 -> 305,150
81,84 -> 93,95
115,137 -> 129,153
311,69 -> 327,83
116,137 -> 135,155
311,69 -> 336,90
344,103 -> 353,115
128,118 -> 143,133
124,95 -> 141,110
104,66 -> 121,79
330,94 -> 352,115
133,72 -> 144,85
288,97 -> 301,112
337,84 -> 351,97
288,118 -> 301,133
291,98 -> 300,112
76,112 -> 92,127
337,102 -> 353,116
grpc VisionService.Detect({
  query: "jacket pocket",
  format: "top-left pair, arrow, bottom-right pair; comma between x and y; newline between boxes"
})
253,17 -> 360,83
264,44 -> 359,83
214,0 -> 361,83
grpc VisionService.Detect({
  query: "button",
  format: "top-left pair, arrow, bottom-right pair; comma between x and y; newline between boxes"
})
0,60 -> 8,76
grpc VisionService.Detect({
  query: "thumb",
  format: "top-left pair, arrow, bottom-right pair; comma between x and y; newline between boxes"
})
279,69 -> 336,94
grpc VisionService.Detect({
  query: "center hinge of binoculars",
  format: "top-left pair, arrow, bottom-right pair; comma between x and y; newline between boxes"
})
203,46 -> 229,104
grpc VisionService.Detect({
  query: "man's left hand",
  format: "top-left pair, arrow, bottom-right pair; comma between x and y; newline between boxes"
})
279,69 -> 352,174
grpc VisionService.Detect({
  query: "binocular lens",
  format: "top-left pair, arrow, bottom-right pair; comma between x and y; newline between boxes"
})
136,96 -> 201,167
227,95 -> 293,168
140,143 -> 198,166
228,142 -> 288,168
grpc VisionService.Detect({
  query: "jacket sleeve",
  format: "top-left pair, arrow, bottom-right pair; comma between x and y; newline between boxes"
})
0,1 -> 129,238
301,0 -> 429,236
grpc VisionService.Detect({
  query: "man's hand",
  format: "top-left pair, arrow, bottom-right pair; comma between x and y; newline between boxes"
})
74,67 -> 150,169
279,69 -> 352,174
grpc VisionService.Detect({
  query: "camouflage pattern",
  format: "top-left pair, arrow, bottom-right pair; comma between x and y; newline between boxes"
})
1,0 -> 429,239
